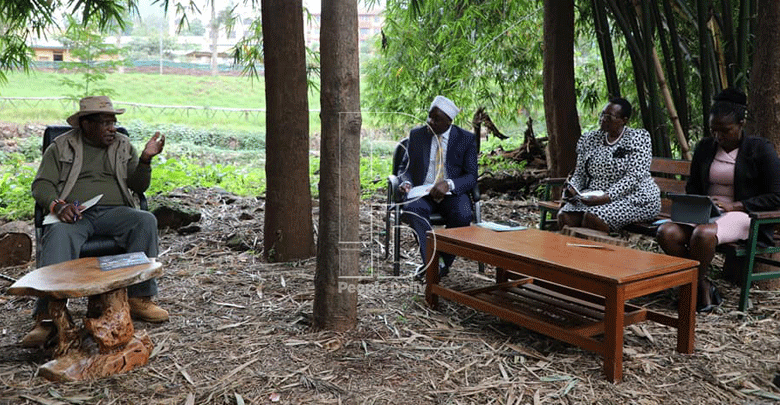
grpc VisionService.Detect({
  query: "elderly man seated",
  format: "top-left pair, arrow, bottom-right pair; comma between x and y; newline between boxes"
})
22,96 -> 169,347
397,95 -> 478,279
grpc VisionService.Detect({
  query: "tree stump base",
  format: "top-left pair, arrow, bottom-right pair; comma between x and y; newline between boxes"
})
0,232 -> 32,267
560,226 -> 629,247
38,332 -> 153,382
37,288 -> 153,382
7,257 -> 162,381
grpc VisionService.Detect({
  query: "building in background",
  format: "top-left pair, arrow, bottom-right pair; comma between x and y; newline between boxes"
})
28,1 -> 384,71
304,3 -> 383,53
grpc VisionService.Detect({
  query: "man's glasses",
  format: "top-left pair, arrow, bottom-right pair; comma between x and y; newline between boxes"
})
89,119 -> 119,128
599,111 -> 621,121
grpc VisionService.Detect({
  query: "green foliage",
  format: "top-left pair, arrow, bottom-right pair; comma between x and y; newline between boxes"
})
58,14 -> 129,100
147,157 -> 266,197
360,155 -> 392,199
478,153 -> 526,173
126,35 -> 184,60
184,18 -> 206,36
0,0 -> 134,84
230,10 -> 322,92
363,0 -> 544,128
0,153 -> 35,220
122,121 -> 265,151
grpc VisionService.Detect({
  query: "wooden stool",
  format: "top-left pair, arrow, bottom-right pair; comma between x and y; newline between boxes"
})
8,256 -> 162,381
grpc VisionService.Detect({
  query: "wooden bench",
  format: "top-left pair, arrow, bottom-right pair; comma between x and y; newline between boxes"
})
538,157 -> 691,235
537,157 -> 780,312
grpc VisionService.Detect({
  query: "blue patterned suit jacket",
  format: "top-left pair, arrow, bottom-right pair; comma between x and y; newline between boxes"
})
397,124 -> 478,196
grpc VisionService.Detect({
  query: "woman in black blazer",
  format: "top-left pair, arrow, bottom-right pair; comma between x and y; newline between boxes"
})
657,88 -> 780,312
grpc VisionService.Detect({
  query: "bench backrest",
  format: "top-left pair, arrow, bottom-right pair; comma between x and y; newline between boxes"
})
649,157 -> 691,217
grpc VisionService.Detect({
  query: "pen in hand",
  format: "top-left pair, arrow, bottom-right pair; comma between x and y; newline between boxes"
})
73,200 -> 83,221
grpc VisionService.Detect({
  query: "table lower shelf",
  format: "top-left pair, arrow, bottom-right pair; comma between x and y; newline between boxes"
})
429,275 -> 678,355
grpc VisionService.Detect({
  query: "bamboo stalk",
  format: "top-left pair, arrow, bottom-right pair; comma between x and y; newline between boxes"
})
652,47 -> 692,160
634,0 -> 689,159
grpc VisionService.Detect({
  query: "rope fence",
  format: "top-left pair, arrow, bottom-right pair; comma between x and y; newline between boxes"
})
0,97 -> 297,122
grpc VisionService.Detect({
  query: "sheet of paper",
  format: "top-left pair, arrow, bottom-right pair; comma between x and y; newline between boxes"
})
406,185 -> 452,200
477,221 -> 528,232
406,185 -> 431,199
98,252 -> 151,271
42,194 -> 103,225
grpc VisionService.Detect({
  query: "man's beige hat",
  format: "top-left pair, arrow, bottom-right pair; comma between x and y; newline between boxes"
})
66,96 -> 125,127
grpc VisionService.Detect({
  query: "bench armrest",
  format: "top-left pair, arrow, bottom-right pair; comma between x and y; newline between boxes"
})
539,177 -> 567,185
539,177 -> 567,201
470,182 -> 481,202
387,175 -> 404,203
748,210 -> 780,220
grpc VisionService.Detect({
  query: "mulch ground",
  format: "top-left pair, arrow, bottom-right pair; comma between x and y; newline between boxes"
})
2,187 -> 780,405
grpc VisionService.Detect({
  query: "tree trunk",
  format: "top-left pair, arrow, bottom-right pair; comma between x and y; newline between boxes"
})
543,0 -> 580,178
591,0 -> 620,98
210,1 -> 218,76
313,0 -> 361,330
746,0 -> 780,290
697,0 -> 713,136
261,0 -> 315,262
746,0 -> 780,146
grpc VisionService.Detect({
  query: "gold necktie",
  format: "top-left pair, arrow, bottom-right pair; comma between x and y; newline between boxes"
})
435,135 -> 444,183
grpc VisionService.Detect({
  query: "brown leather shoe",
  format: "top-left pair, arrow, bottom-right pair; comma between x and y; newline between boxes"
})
128,297 -> 169,323
20,317 -> 55,348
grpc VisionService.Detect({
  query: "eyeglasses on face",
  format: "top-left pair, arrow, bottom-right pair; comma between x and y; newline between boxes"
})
598,111 -> 622,121
89,119 -> 119,128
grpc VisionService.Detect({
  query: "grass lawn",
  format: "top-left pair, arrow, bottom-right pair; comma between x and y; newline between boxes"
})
0,70 -> 323,131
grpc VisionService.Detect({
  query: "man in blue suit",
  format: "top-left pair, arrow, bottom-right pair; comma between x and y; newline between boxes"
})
397,96 -> 478,278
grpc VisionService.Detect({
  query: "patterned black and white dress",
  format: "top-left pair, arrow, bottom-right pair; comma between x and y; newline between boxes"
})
559,126 -> 660,231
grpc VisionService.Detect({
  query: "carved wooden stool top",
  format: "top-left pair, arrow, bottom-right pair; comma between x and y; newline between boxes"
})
8,256 -> 162,299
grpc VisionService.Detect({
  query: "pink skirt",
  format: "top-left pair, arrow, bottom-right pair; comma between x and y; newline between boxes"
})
715,211 -> 750,244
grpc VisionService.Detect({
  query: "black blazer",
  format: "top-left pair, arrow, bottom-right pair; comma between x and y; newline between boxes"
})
687,134 -> 780,244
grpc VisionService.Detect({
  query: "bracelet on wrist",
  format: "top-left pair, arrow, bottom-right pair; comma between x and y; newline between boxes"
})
139,157 -> 152,165
55,203 -> 68,215
50,199 -> 66,214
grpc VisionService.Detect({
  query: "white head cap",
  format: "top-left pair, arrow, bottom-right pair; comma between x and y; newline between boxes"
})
429,95 -> 459,120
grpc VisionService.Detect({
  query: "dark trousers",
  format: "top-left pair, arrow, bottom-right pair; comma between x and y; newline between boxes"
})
34,206 -> 159,317
400,193 -> 473,268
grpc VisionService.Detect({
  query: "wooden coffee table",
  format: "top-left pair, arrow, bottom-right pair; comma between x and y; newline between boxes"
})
423,226 -> 699,382
9,256 -> 162,381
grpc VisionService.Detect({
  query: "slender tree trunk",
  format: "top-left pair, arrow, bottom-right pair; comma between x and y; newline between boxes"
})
261,0 -> 315,262
313,0 -> 361,331
543,0 -> 580,178
698,0 -> 713,136
591,0 -> 620,98
746,0 -> 780,146
746,0 -> 780,290
662,0 -> 690,138
210,1 -> 218,76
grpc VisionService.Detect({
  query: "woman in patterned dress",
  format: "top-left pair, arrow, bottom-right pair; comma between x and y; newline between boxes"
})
557,98 -> 660,234
657,88 -> 780,312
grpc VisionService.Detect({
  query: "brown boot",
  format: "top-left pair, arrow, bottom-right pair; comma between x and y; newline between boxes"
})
128,297 -> 169,323
20,316 -> 55,348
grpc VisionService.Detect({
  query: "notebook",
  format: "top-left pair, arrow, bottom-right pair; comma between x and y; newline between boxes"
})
668,193 -> 722,224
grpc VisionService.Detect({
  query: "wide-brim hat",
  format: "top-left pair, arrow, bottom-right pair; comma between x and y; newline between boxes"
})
66,96 -> 125,127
